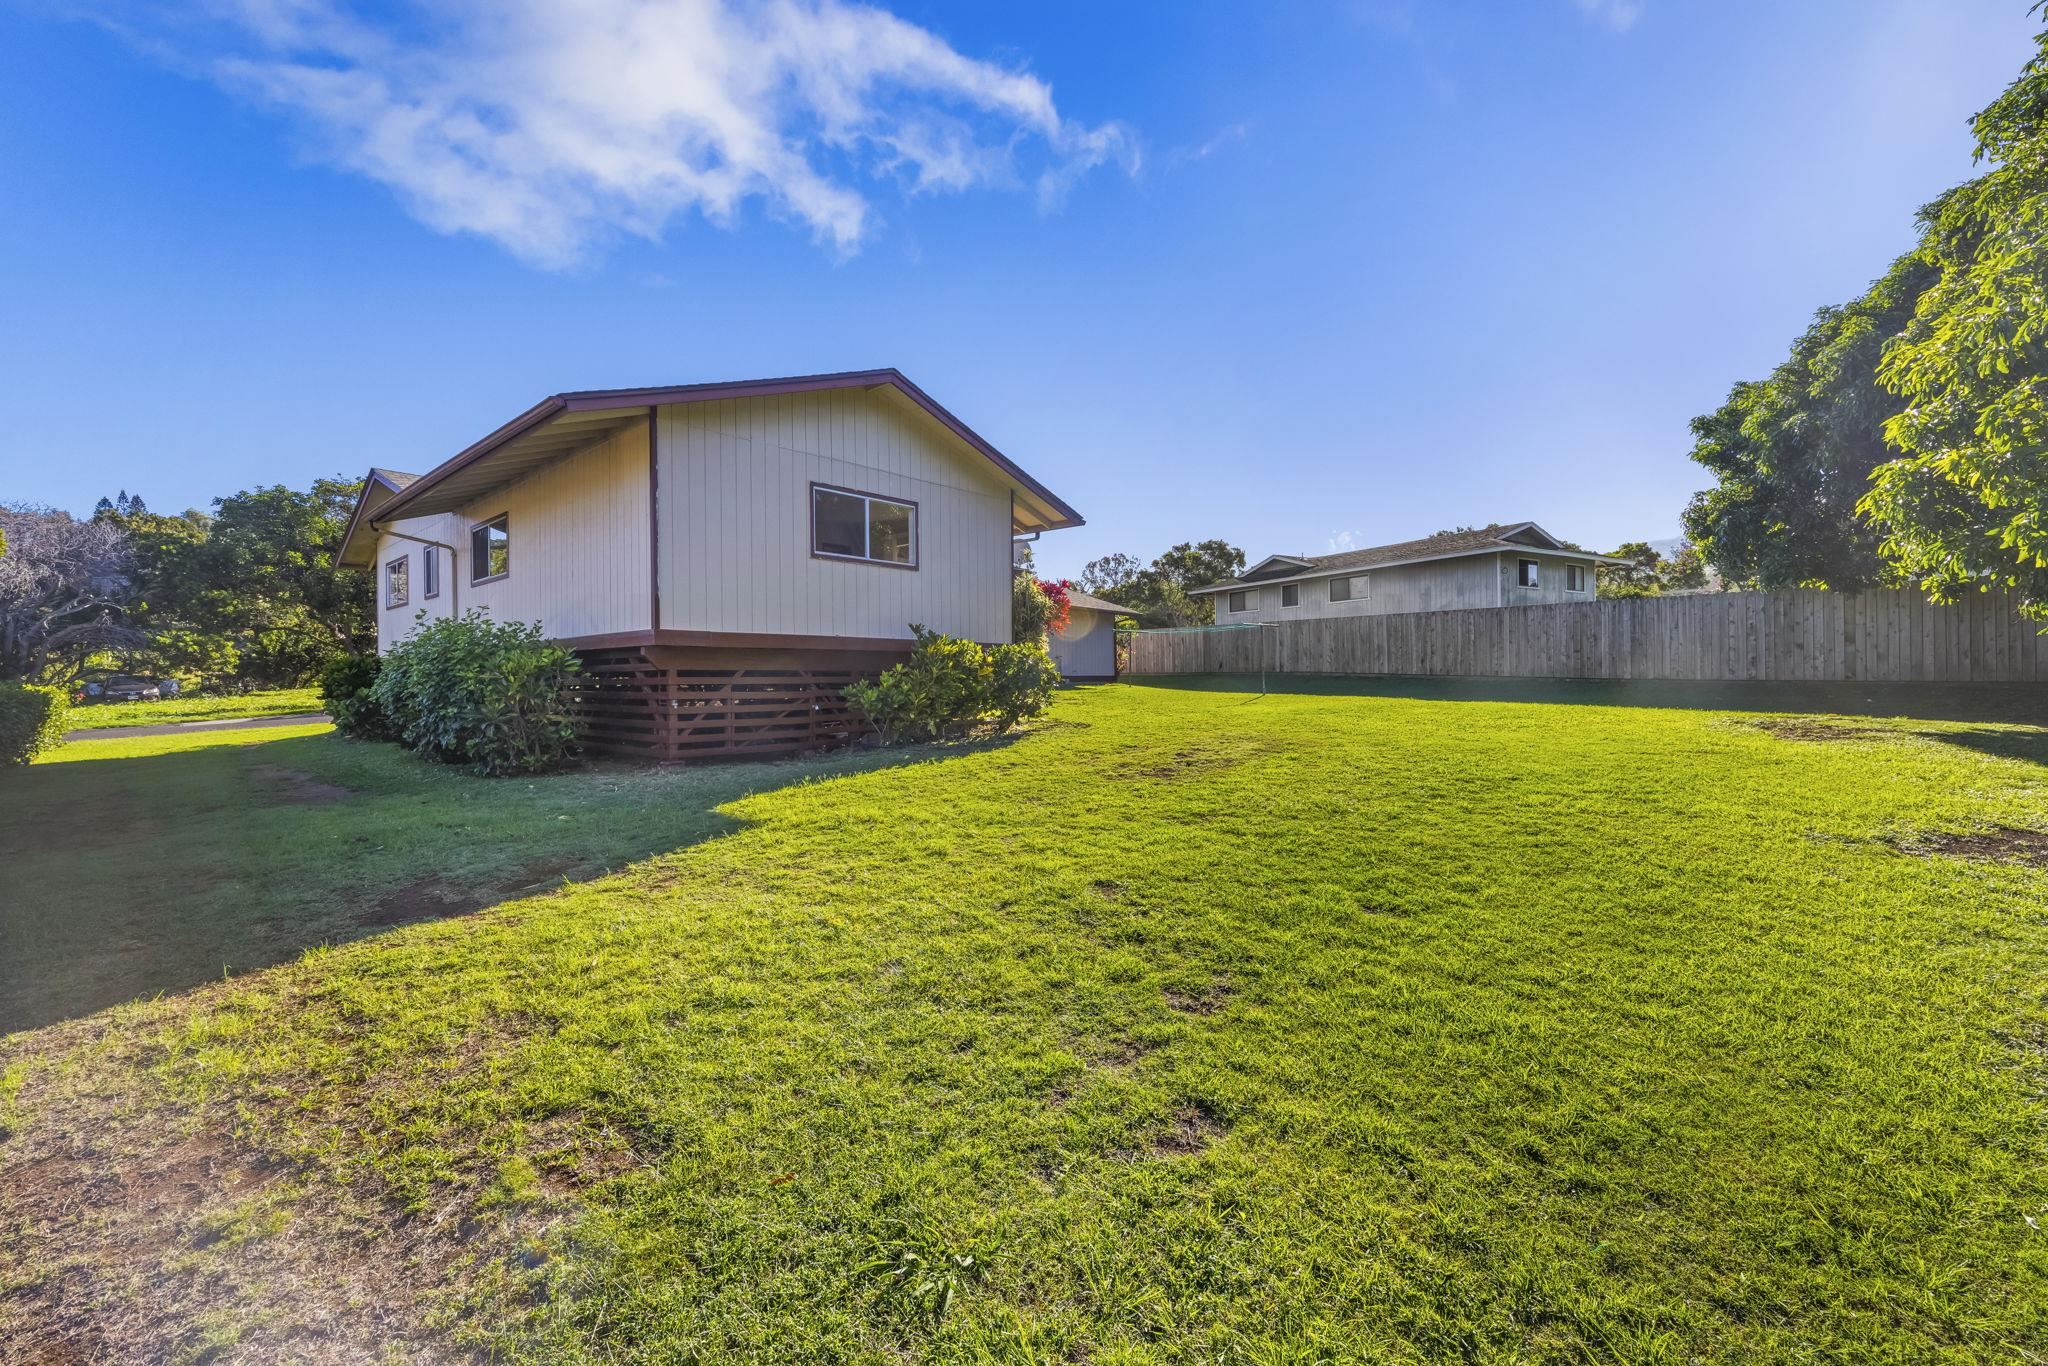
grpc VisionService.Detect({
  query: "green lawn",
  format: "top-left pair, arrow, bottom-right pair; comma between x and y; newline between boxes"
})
4,681 -> 2047,1361
66,686 -> 324,730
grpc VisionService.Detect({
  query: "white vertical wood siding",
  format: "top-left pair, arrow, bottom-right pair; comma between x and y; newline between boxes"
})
657,387 -> 1012,643
454,421 -> 651,641
374,511 -> 468,652
1493,551 -> 1599,608
1049,607 -> 1119,678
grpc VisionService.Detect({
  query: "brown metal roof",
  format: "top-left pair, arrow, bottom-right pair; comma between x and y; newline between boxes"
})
368,368 -> 1082,535
1194,522 -> 1614,594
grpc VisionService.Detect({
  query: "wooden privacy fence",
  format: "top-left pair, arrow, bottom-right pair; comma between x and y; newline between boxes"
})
1125,589 -> 2048,684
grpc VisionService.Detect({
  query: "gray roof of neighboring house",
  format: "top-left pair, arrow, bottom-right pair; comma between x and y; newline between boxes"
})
369,467 -> 421,491
1064,589 -> 1153,618
1191,521 -> 1618,594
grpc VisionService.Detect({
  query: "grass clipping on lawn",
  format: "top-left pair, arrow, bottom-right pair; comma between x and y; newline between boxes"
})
4,686 -> 2048,1361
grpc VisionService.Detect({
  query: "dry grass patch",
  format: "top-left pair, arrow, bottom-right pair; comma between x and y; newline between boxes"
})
1889,825 -> 2048,867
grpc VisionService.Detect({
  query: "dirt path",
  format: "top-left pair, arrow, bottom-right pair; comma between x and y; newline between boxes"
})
64,713 -> 331,741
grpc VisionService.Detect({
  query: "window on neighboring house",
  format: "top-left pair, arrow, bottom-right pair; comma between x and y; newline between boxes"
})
1518,558 -> 1540,588
1329,574 -> 1368,603
385,554 -> 409,609
422,546 -> 440,600
1565,563 -> 1587,593
812,484 -> 918,567
1280,583 -> 1301,608
1227,589 -> 1254,613
471,515 -> 509,584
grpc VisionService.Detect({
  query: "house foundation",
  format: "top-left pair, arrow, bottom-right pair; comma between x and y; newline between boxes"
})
569,637 -> 912,761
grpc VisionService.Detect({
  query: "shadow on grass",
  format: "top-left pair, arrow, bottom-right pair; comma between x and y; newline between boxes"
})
1920,727 -> 2048,767
1126,674 -> 2048,725
1,729 -> 1022,1036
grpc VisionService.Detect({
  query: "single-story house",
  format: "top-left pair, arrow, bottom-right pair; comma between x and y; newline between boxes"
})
1048,590 -> 1146,682
1189,523 -> 1619,622
337,369 -> 1082,760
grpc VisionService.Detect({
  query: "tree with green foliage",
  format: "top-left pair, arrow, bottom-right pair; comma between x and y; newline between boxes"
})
1861,29 -> 2048,617
100,504 -> 230,684
1077,552 -> 1142,598
1079,540 -> 1244,626
1598,542 -> 1665,599
1682,252 -> 1934,590
1597,540 -> 1714,600
105,479 -> 371,686
1661,541 -> 1709,591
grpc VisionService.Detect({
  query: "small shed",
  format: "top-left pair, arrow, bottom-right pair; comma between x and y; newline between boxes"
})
1050,590 -> 1147,681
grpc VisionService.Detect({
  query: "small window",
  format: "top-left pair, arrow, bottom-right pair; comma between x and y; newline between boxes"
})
812,484 -> 917,567
385,554 -> 409,609
1280,583 -> 1300,608
471,515 -> 509,584
1227,589 -> 1253,613
1565,563 -> 1587,593
422,546 -> 441,600
1518,558 -> 1540,588
1329,574 -> 1368,603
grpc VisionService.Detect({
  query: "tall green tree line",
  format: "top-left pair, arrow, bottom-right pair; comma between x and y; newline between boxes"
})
1686,20 -> 2048,617
0,478 -> 369,686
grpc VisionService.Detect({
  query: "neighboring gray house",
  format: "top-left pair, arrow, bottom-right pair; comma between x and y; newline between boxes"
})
1189,523 -> 1616,623
1048,590 -> 1144,681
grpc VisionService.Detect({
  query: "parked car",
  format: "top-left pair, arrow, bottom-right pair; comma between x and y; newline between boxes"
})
88,675 -> 161,704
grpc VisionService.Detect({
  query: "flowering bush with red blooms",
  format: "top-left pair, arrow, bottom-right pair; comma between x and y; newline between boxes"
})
1038,578 -> 1072,634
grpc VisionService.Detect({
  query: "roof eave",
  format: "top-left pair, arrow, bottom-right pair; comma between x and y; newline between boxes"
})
336,470 -> 412,569
366,369 -> 1083,533
368,396 -> 569,525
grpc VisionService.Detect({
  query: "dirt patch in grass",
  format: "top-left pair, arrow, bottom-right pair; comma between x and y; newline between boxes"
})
1750,719 -> 1894,744
357,859 -> 587,929
248,764 -> 356,806
1115,1101 -> 1228,1161
1112,738 -> 1279,781
0,1071 -> 451,1361
0,1006 -> 599,1362
1095,1036 -> 1157,1069
1890,826 -> 2048,867
1164,978 -> 1234,1016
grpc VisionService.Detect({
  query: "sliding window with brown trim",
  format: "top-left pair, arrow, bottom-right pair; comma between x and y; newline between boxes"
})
810,483 -> 917,569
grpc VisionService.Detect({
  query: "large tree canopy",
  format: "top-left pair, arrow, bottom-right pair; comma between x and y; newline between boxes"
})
0,505 -> 143,682
1682,252 -> 1935,590
1681,21 -> 2048,616
141,479 -> 373,683
1862,28 -> 2048,616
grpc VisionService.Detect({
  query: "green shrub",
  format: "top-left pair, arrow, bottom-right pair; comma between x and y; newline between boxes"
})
319,654 -> 393,741
1012,574 -> 1075,644
0,683 -> 69,765
844,627 -> 1056,743
987,641 -> 1060,729
371,611 -> 581,775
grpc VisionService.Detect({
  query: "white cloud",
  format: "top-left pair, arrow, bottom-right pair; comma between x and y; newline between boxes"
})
1167,121 -> 1249,169
1572,0 -> 1643,34
1327,530 -> 1358,553
107,0 -> 1136,267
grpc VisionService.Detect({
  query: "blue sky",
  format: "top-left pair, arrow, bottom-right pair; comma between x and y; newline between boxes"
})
0,0 -> 2034,577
